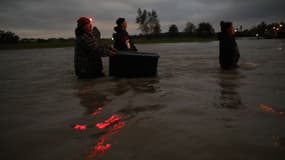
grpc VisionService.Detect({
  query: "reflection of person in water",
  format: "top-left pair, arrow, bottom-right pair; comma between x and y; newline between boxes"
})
217,70 -> 242,109
113,18 -> 137,51
218,21 -> 240,70
75,81 -> 108,115
74,81 -> 125,159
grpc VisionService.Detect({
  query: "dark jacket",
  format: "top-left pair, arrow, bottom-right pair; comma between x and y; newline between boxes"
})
74,30 -> 112,78
218,32 -> 240,69
113,26 -> 137,51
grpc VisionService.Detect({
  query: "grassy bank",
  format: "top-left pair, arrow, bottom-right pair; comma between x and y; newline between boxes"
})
0,37 -> 216,50
0,41 -> 74,50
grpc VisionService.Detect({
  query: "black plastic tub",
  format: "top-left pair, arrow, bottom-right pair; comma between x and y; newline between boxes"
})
109,51 -> 160,77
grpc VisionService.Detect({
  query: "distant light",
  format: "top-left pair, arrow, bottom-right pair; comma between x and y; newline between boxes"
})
276,28 -> 280,31
111,37 -> 114,41
280,24 -> 283,27
256,33 -> 259,37
234,29 -> 238,33
273,27 -> 276,30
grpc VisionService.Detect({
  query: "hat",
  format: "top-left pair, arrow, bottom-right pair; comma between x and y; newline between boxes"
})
77,17 -> 92,28
116,18 -> 125,26
220,21 -> 232,33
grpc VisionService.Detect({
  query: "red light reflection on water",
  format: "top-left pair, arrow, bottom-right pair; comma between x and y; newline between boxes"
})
92,107 -> 103,116
73,124 -> 87,130
88,120 -> 125,158
96,114 -> 122,129
93,143 -> 112,152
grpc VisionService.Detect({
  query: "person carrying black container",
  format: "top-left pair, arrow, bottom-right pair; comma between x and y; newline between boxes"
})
74,17 -> 116,78
218,21 -> 240,69
113,18 -> 137,51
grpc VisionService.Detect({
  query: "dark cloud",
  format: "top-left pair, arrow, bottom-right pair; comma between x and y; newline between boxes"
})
0,0 -> 284,38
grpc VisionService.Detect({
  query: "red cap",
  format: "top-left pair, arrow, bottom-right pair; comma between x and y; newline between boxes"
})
77,17 -> 92,27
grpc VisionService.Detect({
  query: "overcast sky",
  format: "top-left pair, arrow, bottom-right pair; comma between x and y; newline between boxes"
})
1,0 -> 284,38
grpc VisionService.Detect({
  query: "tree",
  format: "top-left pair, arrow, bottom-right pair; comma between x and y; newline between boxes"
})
0,30 -> 19,44
148,10 -> 161,34
136,8 -> 149,35
136,8 -> 161,35
184,22 -> 196,34
239,25 -> 243,32
256,21 -> 267,36
153,22 -> 161,34
196,22 -> 215,37
168,24 -> 179,36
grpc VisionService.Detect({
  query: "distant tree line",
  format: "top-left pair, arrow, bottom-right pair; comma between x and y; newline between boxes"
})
135,8 -> 285,39
135,8 -> 215,39
235,21 -> 285,38
20,37 -> 75,43
142,22 -> 215,39
0,30 -> 75,44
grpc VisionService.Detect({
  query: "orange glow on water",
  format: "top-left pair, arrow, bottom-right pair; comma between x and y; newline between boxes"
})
260,104 -> 275,112
96,114 -> 122,129
73,124 -> 87,130
259,104 -> 284,116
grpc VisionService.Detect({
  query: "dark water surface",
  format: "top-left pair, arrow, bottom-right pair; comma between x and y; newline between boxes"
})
0,39 -> 285,160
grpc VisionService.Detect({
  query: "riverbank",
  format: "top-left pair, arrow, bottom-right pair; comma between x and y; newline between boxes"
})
0,37 -> 216,50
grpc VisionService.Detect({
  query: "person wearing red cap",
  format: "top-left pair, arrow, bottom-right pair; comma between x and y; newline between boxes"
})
74,17 -> 116,78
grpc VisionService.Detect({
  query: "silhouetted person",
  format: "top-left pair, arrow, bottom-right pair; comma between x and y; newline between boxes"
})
113,18 -> 137,51
74,17 -> 116,78
218,21 -> 240,69
92,26 -> 101,42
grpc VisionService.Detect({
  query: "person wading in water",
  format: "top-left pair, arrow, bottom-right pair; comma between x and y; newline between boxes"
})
74,17 -> 116,78
218,21 -> 240,69
113,18 -> 137,51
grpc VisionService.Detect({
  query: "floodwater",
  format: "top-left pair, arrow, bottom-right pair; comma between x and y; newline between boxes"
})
0,39 -> 285,160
